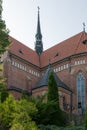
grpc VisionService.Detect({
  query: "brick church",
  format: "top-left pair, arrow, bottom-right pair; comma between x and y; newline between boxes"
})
1,8 -> 87,115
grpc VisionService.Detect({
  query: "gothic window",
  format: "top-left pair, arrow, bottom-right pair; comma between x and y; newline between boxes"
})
77,72 -> 85,114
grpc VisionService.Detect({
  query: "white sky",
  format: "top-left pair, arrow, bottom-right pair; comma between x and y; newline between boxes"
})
2,0 -> 87,50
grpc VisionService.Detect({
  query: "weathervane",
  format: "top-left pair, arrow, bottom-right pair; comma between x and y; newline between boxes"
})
83,22 -> 86,32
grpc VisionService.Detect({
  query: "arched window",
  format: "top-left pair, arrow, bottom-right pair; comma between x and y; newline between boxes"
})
77,72 -> 85,114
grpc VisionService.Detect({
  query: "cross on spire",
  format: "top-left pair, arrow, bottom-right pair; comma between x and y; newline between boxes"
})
83,22 -> 86,32
38,6 -> 40,12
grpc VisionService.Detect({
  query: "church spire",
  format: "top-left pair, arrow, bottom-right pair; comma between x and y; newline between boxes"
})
35,7 -> 43,55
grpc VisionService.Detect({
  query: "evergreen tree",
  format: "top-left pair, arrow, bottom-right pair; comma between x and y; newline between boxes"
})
47,70 -> 59,104
0,62 -> 8,102
0,0 -> 10,54
0,0 -> 10,102
46,70 -> 66,126
0,0 -> 3,17
21,90 -> 27,99
85,111 -> 87,129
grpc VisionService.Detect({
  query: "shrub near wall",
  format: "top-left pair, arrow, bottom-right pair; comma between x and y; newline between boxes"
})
38,125 -> 85,130
60,126 -> 85,130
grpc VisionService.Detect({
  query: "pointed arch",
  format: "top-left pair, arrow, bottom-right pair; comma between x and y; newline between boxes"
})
76,72 -> 86,114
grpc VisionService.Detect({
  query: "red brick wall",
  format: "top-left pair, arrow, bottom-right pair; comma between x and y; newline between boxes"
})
3,52 -> 87,114
3,55 -> 40,94
51,55 -> 87,113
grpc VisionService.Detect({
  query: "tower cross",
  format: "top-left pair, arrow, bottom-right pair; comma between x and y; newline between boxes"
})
83,22 -> 86,32
38,6 -> 40,12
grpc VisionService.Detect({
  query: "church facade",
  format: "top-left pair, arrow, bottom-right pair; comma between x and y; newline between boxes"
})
1,9 -> 87,115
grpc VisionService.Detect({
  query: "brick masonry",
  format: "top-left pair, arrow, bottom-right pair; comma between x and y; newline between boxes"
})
2,31 -> 87,114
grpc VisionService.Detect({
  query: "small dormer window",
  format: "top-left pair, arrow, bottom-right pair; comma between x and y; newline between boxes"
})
54,52 -> 59,58
18,49 -> 23,54
82,39 -> 87,45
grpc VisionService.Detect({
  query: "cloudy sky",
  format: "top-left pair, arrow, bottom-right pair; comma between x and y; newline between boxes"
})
2,0 -> 87,50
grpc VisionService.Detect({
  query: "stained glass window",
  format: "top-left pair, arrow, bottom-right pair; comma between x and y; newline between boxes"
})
77,72 -> 85,114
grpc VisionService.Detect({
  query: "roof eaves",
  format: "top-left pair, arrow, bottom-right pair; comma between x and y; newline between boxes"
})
7,86 -> 30,95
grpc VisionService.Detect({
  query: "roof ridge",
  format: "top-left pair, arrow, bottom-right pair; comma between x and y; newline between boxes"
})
9,35 -> 35,52
43,31 -> 83,52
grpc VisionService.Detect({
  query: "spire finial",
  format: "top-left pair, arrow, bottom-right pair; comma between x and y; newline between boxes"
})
38,6 -> 40,12
83,22 -> 86,32
35,7 -> 43,55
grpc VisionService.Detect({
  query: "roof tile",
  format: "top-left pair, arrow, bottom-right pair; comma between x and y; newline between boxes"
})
40,32 -> 87,67
9,36 -> 40,66
8,32 -> 87,67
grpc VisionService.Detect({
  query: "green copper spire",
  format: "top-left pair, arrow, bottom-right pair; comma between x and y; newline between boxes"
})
35,7 -> 43,55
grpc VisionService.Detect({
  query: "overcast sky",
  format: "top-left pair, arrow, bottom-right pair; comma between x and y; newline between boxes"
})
2,0 -> 87,50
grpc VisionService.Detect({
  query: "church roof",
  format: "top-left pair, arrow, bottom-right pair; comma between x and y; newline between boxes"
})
34,66 -> 72,92
40,31 -> 87,67
8,36 -> 40,66
8,31 -> 87,67
8,86 -> 30,95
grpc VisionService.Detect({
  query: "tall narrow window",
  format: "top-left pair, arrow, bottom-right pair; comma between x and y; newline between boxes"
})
77,72 -> 85,114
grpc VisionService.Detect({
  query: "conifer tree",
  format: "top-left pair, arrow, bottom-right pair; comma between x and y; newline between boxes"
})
47,70 -> 59,104
47,70 -> 65,126
0,0 -> 10,102
0,0 -> 10,54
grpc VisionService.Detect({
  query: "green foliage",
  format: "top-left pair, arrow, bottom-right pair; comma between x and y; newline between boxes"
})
47,71 -> 59,103
30,71 -> 67,126
38,125 -> 85,130
0,0 -> 9,103
60,126 -> 85,130
0,84 -> 8,102
0,63 -> 8,102
10,123 -> 24,130
0,0 -> 10,54
45,70 -> 66,126
0,0 -> 3,17
0,19 -> 10,54
36,101 -> 63,125
0,95 -> 39,130
38,124 -> 60,130
21,90 -> 27,99
85,110 -> 87,128
11,112 -> 38,130
30,95 -> 66,126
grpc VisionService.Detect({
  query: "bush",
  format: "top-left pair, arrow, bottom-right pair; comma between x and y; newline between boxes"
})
38,124 -> 60,130
0,95 -> 38,130
38,125 -> 85,130
34,100 -> 68,126
85,111 -> 87,128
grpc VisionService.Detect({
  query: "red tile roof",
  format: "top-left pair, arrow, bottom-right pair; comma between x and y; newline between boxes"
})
40,32 -> 87,67
8,36 -> 40,66
8,31 -> 87,68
